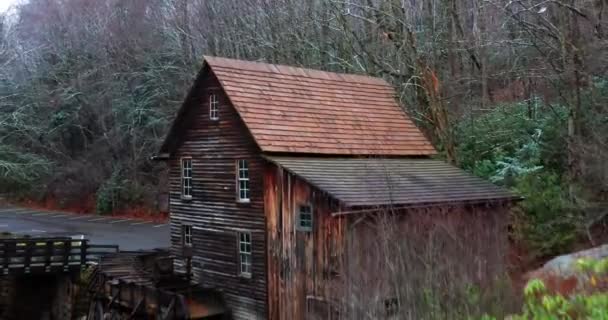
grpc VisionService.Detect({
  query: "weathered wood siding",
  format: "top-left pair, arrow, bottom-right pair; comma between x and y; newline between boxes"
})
337,204 -> 510,319
265,166 -> 345,320
265,165 -> 510,320
168,67 -> 267,320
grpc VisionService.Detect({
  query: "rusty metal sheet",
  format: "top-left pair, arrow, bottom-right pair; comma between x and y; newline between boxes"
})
264,156 -> 519,207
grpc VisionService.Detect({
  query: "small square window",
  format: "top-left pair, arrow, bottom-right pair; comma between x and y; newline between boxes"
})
297,204 -> 313,231
183,225 -> 193,247
181,158 -> 192,199
238,232 -> 252,278
209,94 -> 219,120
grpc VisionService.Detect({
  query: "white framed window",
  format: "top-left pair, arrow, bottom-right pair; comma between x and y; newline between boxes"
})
237,160 -> 250,202
181,158 -> 192,199
182,224 -> 192,247
209,93 -> 219,120
297,204 -> 313,232
238,232 -> 252,278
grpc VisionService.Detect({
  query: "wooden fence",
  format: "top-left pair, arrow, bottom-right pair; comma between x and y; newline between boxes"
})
0,237 -> 118,276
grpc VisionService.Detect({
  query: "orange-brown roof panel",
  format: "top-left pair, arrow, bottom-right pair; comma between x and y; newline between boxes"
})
204,56 -> 436,156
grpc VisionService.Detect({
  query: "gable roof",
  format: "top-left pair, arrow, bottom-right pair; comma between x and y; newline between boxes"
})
265,156 -> 519,208
160,56 -> 436,156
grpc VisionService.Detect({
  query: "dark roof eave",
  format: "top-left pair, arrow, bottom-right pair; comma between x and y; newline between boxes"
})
261,151 -> 436,159
331,196 -> 523,217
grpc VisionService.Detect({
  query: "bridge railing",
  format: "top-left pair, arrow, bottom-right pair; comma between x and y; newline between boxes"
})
0,237 -> 118,276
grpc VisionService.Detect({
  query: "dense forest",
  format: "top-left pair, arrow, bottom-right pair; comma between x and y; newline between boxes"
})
0,0 -> 606,262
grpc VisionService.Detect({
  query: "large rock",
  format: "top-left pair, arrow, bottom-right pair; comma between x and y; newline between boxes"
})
526,244 -> 608,295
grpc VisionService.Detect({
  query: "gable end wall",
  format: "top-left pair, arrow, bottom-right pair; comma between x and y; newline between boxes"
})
168,68 -> 267,320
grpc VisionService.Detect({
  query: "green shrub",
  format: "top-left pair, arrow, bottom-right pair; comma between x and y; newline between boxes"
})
456,99 -> 567,185
413,277 -> 518,320
482,258 -> 608,320
95,167 -> 146,215
454,101 -> 584,257
95,170 -> 123,215
0,144 -> 51,195
513,172 -> 581,257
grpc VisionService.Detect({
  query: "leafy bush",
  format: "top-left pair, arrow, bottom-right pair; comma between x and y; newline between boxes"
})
513,173 -> 580,256
456,99 -> 567,185
417,277 -> 518,319
95,168 -> 145,215
0,145 -> 51,195
482,257 -> 608,320
95,169 -> 123,215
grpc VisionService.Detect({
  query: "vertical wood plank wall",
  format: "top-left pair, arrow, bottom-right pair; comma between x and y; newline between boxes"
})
264,165 -> 510,320
168,67 -> 267,319
265,166 -> 345,320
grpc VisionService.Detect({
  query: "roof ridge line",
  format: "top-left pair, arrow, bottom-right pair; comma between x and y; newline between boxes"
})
205,56 -> 390,87
213,67 -> 391,89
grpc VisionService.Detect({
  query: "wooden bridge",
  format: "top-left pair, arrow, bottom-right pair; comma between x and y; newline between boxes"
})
0,237 -> 118,276
0,238 -> 226,319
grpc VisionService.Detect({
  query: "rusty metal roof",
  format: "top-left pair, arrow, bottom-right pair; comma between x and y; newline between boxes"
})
265,156 -> 519,207
204,56 -> 436,156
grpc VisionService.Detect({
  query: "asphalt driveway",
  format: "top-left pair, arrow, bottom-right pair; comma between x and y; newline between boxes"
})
0,206 -> 170,251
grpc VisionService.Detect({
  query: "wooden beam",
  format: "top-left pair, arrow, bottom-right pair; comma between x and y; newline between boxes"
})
128,297 -> 144,319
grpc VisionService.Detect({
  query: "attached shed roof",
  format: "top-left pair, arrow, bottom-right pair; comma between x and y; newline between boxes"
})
265,156 -> 519,207
161,56 -> 436,156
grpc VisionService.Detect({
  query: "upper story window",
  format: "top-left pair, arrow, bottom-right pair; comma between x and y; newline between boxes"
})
297,204 -> 313,232
238,231 -> 252,278
237,160 -> 250,202
181,158 -> 192,199
209,93 -> 219,120
182,224 -> 192,247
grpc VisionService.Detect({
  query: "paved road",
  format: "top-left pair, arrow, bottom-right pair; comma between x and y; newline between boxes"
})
0,206 -> 170,251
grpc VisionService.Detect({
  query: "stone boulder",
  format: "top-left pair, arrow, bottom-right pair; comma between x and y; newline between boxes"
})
525,244 -> 608,295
